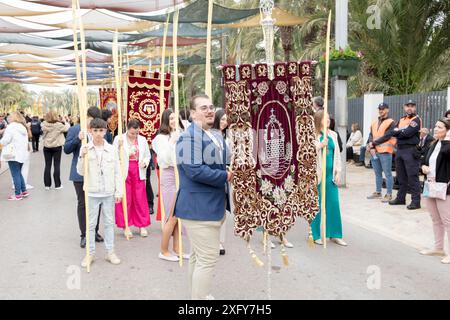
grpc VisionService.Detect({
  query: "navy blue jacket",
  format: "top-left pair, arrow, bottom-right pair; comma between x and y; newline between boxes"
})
63,124 -> 83,182
392,115 -> 421,148
30,120 -> 42,136
174,123 -> 229,221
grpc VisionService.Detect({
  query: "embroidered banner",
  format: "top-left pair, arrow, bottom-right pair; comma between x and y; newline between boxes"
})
99,88 -> 118,132
222,61 -> 319,240
127,69 -> 171,145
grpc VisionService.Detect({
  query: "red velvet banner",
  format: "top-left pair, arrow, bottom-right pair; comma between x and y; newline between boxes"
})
127,69 -> 171,145
99,88 -> 118,132
222,61 -> 318,240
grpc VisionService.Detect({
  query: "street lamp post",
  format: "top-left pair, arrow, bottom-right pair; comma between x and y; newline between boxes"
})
334,0 -> 349,186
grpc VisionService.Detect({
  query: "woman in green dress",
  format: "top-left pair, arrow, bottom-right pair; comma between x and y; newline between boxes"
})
311,110 -> 347,246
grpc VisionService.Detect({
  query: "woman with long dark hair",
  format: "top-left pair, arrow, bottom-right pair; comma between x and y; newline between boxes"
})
153,108 -> 187,261
212,109 -> 229,255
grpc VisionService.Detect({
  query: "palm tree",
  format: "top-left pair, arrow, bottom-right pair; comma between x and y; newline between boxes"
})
0,83 -> 29,114
294,0 -> 450,96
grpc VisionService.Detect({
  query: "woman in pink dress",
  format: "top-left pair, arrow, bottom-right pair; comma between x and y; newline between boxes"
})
114,119 -> 151,237
153,108 -> 187,261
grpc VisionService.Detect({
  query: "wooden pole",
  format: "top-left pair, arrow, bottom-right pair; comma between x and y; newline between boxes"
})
159,14 -> 170,230
205,0 -> 213,98
72,0 -> 90,272
113,30 -> 131,240
172,9 -> 183,267
321,11 -> 332,249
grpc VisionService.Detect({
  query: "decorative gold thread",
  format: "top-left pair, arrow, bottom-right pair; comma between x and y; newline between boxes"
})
127,80 -> 171,90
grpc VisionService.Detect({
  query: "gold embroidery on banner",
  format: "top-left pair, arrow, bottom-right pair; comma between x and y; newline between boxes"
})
108,113 -> 118,132
225,67 -> 235,80
301,63 -> 311,76
288,63 -> 297,75
127,79 -> 171,90
257,65 -> 267,78
291,76 -> 313,111
275,81 -> 287,95
225,61 -> 318,239
257,82 -> 269,97
128,90 -> 161,143
241,66 -> 251,79
276,65 -> 286,77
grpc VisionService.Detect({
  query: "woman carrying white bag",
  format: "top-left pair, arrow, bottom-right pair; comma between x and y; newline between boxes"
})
420,117 -> 450,264
0,112 -> 30,201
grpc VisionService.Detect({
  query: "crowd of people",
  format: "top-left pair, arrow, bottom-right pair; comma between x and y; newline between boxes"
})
0,94 -> 449,299
329,99 -> 450,264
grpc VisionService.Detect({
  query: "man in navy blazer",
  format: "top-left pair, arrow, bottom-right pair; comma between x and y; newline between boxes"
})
174,94 -> 232,300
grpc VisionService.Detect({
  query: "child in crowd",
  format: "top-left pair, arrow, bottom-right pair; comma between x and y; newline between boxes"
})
77,118 -> 123,268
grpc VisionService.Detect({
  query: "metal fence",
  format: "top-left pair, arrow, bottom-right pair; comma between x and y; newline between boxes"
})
384,90 -> 448,130
328,97 -> 365,132
328,89 -> 448,132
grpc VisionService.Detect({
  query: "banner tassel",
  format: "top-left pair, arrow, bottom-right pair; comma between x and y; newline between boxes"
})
308,225 -> 315,248
247,240 -> 264,267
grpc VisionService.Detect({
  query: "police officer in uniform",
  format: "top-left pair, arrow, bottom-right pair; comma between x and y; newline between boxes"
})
389,100 -> 422,210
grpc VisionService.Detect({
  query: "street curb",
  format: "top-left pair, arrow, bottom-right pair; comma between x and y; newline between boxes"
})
344,215 -> 425,251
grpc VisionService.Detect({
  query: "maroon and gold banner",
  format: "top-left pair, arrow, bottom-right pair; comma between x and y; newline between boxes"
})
222,61 -> 318,240
99,88 -> 118,132
127,69 -> 171,145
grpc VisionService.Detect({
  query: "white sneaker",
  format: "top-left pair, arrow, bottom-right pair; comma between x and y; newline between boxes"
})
441,256 -> 450,264
44,187 -> 50,191
331,238 -> 348,246
81,254 -> 95,268
26,184 -> 34,190
314,239 -> 323,245
54,185 -> 63,190
158,252 -> 179,262
105,252 -> 121,265
419,249 -> 446,256
140,228 -> 148,237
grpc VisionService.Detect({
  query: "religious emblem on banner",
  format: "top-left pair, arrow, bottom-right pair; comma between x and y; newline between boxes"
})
99,88 -> 118,132
127,69 -> 171,145
222,61 -> 319,242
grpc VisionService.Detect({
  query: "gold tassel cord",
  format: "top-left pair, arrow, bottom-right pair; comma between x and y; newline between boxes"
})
263,231 -> 268,255
247,241 -> 264,267
280,234 -> 289,266
308,225 -> 315,248
321,11 -> 332,250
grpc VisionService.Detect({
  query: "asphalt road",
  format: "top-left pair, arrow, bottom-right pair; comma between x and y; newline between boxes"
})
0,151 -> 449,300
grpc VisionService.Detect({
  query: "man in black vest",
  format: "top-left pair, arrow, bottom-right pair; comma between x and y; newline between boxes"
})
30,116 -> 42,152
